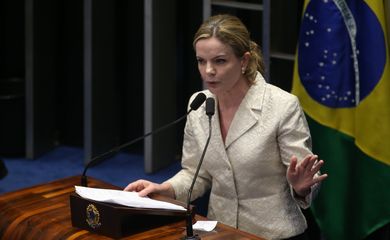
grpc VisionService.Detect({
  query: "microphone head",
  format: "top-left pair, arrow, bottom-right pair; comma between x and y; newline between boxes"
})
190,93 -> 206,111
206,97 -> 215,116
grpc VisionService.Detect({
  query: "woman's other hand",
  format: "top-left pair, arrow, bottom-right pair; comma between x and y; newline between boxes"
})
287,155 -> 328,197
124,179 -> 175,198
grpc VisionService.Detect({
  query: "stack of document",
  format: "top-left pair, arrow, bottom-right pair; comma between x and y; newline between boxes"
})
75,186 -> 186,211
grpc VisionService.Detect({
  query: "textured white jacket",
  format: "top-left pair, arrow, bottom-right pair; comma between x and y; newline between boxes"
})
166,73 -> 316,240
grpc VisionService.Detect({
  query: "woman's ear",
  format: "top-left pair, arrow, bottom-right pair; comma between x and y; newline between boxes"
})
241,51 -> 251,68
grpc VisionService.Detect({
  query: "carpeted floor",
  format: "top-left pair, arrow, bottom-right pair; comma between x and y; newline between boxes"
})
0,146 -> 181,194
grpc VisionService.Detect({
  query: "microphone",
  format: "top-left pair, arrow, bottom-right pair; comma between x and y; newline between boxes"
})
184,97 -> 215,240
81,92 -> 207,187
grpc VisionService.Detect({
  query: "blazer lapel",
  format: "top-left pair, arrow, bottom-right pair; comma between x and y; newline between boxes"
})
225,76 -> 266,148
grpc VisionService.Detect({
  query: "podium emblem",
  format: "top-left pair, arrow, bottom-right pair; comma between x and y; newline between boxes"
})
86,204 -> 101,229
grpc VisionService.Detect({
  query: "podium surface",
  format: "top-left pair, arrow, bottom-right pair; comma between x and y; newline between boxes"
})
0,176 -> 265,240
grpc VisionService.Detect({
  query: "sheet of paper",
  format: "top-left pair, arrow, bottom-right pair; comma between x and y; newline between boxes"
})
193,221 -> 218,232
75,186 -> 186,211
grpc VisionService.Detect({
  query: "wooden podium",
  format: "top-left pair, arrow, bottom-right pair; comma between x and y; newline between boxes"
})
69,190 -> 190,238
0,176 -> 265,240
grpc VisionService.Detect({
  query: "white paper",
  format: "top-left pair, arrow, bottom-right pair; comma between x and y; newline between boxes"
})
75,186 -> 186,211
193,221 -> 218,232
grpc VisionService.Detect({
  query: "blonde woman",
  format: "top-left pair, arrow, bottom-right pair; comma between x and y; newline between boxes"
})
125,14 -> 327,240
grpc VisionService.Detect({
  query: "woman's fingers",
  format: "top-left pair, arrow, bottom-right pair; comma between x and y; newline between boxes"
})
313,172 -> 328,184
306,155 -> 318,171
138,187 -> 154,197
311,159 -> 324,173
298,155 -> 312,170
288,156 -> 298,173
124,179 -> 149,192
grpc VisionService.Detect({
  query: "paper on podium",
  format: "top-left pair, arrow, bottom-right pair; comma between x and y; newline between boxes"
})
75,186 -> 186,211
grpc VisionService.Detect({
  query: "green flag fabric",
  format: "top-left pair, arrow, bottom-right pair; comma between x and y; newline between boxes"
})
292,0 -> 390,239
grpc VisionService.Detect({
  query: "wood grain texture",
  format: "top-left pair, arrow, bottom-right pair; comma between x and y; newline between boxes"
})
0,176 -> 265,240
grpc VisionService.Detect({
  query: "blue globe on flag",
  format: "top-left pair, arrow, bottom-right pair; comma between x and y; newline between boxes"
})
297,0 -> 386,108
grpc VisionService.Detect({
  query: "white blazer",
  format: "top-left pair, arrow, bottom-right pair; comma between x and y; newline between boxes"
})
167,73 -> 315,240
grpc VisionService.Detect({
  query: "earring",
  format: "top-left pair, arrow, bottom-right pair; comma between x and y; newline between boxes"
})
241,68 -> 246,74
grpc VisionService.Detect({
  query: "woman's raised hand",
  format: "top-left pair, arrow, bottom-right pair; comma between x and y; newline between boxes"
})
287,155 -> 328,197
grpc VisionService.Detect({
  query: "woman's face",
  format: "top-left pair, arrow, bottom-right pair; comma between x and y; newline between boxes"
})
195,37 -> 247,95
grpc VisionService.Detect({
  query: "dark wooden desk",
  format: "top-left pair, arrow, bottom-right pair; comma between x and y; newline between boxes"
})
0,176 -> 265,240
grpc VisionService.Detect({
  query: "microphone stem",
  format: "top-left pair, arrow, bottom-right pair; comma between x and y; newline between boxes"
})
81,110 -> 191,186
185,116 -> 212,239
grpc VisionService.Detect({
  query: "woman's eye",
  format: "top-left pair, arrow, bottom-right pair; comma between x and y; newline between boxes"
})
197,59 -> 205,64
215,59 -> 226,64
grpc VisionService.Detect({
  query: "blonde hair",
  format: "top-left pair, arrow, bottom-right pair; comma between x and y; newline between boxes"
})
193,14 -> 265,83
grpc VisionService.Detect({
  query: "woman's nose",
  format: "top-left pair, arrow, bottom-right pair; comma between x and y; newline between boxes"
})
206,63 -> 215,75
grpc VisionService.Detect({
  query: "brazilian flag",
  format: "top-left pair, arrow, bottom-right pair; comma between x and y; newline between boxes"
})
292,0 -> 390,239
